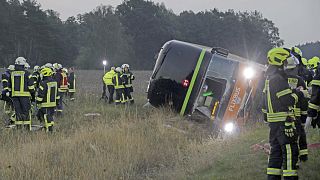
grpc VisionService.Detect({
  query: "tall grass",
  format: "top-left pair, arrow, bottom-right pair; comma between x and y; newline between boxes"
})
0,70 -> 319,179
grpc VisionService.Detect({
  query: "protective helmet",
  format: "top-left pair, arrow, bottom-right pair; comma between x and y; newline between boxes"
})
121,64 -> 130,69
308,56 -> 320,69
53,63 -> 62,70
115,67 -> 122,72
284,55 -> 299,70
267,48 -> 290,66
24,63 -> 30,70
62,68 -> 68,74
15,57 -> 27,66
34,65 -> 40,72
301,58 -> 308,66
7,65 -> 15,71
291,47 -> 302,58
44,63 -> 53,68
40,67 -> 53,77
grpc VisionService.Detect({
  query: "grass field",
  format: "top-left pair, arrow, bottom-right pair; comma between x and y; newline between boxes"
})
0,70 -> 319,179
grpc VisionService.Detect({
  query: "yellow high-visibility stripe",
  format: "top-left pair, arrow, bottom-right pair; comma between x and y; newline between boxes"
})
311,80 -> 320,86
309,103 -> 320,111
267,168 -> 282,175
276,89 -> 292,98
265,80 -> 274,113
299,149 -> 308,156
283,170 -> 297,177
291,94 -> 298,104
286,144 -> 292,171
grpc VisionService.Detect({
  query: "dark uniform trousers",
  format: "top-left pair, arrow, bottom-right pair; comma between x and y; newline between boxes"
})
107,85 -> 115,104
115,88 -> 124,105
38,107 -> 55,132
123,87 -> 133,103
12,97 -> 31,127
268,122 -> 299,180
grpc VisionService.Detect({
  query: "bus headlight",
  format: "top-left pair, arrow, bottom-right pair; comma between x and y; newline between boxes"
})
224,122 -> 235,133
243,67 -> 255,79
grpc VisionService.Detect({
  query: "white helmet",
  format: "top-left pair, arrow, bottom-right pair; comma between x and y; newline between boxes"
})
7,65 -> 15,71
15,57 -> 27,65
115,67 -> 122,72
24,63 -> 30,70
62,68 -> 68,74
44,63 -> 53,68
121,64 -> 130,69
34,65 -> 40,72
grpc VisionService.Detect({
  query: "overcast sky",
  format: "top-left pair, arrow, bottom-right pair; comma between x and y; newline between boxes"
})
37,0 -> 320,46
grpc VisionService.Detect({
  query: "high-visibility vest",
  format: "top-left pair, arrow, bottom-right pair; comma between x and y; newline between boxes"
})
68,72 -> 76,93
36,80 -> 59,108
103,70 -> 116,85
10,70 -> 34,97
59,72 -> 68,92
113,73 -> 124,89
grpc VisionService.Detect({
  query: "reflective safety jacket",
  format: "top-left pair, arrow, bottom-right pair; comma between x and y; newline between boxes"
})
112,72 -> 124,89
1,70 -> 11,93
103,70 -> 116,86
54,70 -> 68,92
308,72 -> 320,117
9,65 -> 34,97
262,69 -> 300,123
31,71 -> 41,89
68,72 -> 76,93
121,71 -> 135,87
36,77 -> 59,108
287,74 -> 308,119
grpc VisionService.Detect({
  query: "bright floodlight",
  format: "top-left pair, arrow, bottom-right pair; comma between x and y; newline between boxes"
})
243,67 -> 255,79
224,122 -> 235,133
102,60 -> 107,66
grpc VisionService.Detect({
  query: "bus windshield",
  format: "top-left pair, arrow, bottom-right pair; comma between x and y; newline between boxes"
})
206,55 -> 238,80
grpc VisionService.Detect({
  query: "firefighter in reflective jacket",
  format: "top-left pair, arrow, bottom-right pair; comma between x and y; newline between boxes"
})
68,67 -> 76,101
9,57 -> 35,130
31,65 -> 41,90
121,64 -> 135,104
36,68 -> 59,132
54,64 -> 68,114
112,67 -> 124,105
307,58 -> 320,129
284,55 -> 309,162
1,65 -> 15,124
103,67 -> 116,104
263,48 -> 302,180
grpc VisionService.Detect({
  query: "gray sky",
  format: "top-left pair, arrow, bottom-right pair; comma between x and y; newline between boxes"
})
37,0 -> 320,46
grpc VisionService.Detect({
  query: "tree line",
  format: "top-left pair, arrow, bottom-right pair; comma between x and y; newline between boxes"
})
0,0 -> 302,70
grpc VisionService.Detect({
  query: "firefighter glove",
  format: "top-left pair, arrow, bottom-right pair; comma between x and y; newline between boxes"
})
285,122 -> 296,138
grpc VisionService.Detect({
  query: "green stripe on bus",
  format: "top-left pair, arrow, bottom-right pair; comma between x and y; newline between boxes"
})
180,49 -> 206,116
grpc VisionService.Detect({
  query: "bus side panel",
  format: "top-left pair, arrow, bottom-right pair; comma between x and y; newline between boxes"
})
221,63 -> 248,126
184,51 -> 212,115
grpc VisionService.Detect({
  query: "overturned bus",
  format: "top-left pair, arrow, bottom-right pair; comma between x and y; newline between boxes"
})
147,40 -> 265,133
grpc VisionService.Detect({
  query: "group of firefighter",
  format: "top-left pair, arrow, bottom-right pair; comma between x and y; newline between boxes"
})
263,46 -> 320,180
0,57 -> 76,132
102,64 -> 135,105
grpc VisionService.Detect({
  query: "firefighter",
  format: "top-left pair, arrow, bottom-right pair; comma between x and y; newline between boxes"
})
68,67 -> 76,101
112,67 -> 124,105
307,56 -> 320,129
54,64 -> 68,114
31,65 -> 41,90
121,64 -> 135,104
284,55 -> 308,162
1,65 -> 15,125
103,67 -> 116,104
9,57 -> 35,130
36,68 -> 59,132
291,47 -> 313,85
263,48 -> 302,180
